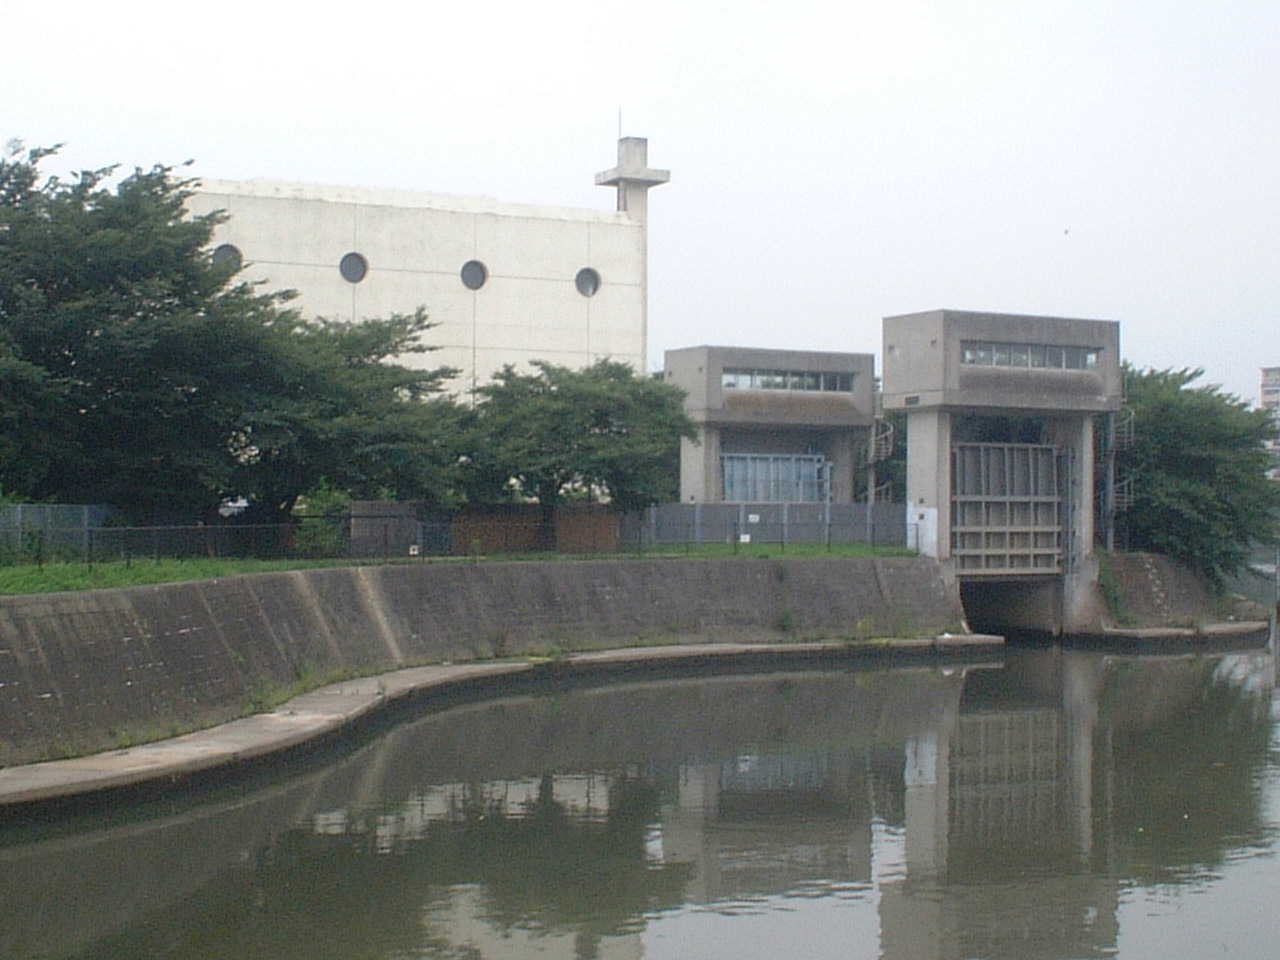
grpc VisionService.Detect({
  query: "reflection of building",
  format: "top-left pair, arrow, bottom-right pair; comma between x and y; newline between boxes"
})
186,138 -> 667,395
286,651 -> 1274,960
647,658 -> 1124,959
877,653 -> 1121,960
660,753 -> 875,904
663,346 -> 875,504
7,652 -> 1273,960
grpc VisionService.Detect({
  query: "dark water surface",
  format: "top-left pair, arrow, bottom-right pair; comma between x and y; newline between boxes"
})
3,647 -> 1279,959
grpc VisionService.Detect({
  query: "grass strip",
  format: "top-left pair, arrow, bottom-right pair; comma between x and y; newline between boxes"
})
0,542 -> 916,596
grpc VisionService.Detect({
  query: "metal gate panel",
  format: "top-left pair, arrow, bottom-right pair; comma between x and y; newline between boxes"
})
952,443 -> 1062,573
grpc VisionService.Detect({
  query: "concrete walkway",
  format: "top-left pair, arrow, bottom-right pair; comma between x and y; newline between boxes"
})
0,637 -> 999,808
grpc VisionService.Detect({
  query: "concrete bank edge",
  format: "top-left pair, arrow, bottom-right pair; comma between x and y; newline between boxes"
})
0,556 -> 970,768
1101,620 -> 1270,639
0,635 -> 1002,808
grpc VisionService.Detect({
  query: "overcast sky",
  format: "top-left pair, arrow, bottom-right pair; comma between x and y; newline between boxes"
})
9,0 -> 1277,403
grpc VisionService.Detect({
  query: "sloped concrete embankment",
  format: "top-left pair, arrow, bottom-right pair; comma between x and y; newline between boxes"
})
1099,551 -> 1270,634
0,556 -> 965,766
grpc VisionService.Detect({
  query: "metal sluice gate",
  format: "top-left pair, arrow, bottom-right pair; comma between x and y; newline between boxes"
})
951,443 -> 1064,574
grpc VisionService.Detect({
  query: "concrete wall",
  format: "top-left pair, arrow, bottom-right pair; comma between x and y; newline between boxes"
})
882,310 -> 1121,414
0,557 -> 965,766
664,345 -> 874,427
188,159 -> 651,396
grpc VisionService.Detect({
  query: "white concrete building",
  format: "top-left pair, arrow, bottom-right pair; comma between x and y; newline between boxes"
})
186,138 -> 667,396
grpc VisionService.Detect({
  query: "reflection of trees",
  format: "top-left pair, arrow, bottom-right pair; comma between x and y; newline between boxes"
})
461,776 -> 688,941
17,652 -> 1275,960
76,774 -> 690,960
1105,666 -> 1274,881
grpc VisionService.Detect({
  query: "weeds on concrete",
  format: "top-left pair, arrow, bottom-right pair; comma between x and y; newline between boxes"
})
1097,552 -> 1137,627
243,663 -> 363,714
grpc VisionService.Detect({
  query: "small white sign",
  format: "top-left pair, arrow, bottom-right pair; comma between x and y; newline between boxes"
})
739,534 -> 752,543
408,544 -> 421,556
747,513 -> 760,524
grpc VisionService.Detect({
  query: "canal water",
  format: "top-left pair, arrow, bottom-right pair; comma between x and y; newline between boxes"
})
2,646 -> 1278,959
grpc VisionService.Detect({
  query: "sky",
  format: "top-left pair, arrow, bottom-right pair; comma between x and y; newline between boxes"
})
8,0 -> 1277,403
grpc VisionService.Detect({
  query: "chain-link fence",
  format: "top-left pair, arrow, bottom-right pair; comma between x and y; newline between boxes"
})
0,501 -> 914,567
0,504 -> 117,563
0,520 -> 331,565
622,502 -> 911,550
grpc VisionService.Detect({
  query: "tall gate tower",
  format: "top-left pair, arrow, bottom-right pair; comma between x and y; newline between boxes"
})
882,310 -> 1122,633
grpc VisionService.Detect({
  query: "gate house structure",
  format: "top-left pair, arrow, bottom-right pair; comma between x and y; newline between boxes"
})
663,346 -> 875,505
882,310 -> 1122,633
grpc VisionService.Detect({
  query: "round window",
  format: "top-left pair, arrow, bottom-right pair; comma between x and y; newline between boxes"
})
211,244 -> 242,271
575,267 -> 601,297
460,260 -> 488,290
339,252 -> 368,284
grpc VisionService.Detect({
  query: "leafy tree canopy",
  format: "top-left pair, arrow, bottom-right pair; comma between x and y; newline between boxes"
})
1119,364 -> 1280,585
468,359 -> 694,512
0,143 -> 458,521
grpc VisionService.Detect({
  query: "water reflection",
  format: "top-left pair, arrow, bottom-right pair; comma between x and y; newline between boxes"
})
1,648 -> 1275,959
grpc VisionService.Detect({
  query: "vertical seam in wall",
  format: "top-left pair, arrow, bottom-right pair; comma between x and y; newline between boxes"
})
586,223 -> 592,361
355,567 -> 405,665
243,578 -> 296,672
288,570 -> 345,665
871,558 -> 891,609
471,213 -> 478,401
190,584 -> 253,691
351,203 -> 359,322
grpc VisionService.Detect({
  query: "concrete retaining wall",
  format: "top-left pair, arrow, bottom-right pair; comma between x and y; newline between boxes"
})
0,556 -> 965,766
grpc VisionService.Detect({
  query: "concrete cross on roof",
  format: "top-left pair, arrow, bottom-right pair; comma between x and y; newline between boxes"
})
595,137 -> 670,221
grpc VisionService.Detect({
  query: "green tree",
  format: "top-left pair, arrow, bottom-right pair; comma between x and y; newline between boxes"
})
0,143 -> 460,521
468,359 -> 695,513
1118,365 -> 1280,585
230,309 -> 465,520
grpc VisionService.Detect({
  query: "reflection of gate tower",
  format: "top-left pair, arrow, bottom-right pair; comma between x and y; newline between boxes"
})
882,310 -> 1122,633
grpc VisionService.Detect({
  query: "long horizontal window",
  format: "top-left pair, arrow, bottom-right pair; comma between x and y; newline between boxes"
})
722,454 -> 829,502
721,368 -> 853,392
961,341 -> 1101,370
